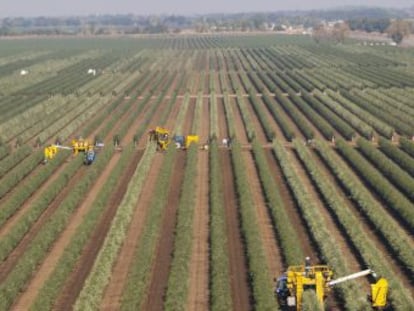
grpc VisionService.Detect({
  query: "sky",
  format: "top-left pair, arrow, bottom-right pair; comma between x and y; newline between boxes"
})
0,0 -> 412,18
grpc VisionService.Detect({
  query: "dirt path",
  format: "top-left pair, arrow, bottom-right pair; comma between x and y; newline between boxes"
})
12,151 -> 122,309
141,151 -> 187,311
0,166 -> 86,282
243,150 -> 284,277
219,150 -> 251,311
187,151 -> 209,311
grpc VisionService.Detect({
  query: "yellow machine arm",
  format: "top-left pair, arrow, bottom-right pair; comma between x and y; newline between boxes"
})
327,269 -> 388,308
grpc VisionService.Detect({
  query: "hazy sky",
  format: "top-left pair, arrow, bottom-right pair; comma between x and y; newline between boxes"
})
0,0 -> 412,17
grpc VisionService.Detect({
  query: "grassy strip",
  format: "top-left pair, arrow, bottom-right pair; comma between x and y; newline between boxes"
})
0,146 -> 112,310
357,137 -> 414,201
0,150 -> 70,227
0,155 -> 83,262
120,146 -> 177,310
251,139 -> 304,265
272,140 -> 370,310
209,142 -> 233,311
73,143 -> 156,310
295,140 -> 414,309
335,139 -> 414,231
31,145 -> 134,310
231,142 -> 278,310
164,145 -> 198,310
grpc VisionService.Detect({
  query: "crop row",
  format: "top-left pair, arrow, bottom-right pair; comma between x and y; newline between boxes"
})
208,143 -> 233,310
378,138 -> 414,177
74,144 -> 156,310
313,90 -> 373,139
335,139 -> 414,231
164,145 -> 198,310
248,90 -> 274,141
287,90 -> 334,140
251,140 -> 304,265
357,138 -> 414,201
399,137 -> 414,157
340,90 -> 411,137
230,142 -> 277,310
272,139 -> 370,309
326,90 -> 394,138
31,144 -> 135,310
294,140 -> 414,309
0,149 -> 43,199
119,146 -> 177,310
0,145 -> 32,178
314,140 -> 414,276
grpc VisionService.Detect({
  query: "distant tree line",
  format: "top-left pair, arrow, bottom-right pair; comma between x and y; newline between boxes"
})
0,6 -> 412,37
347,18 -> 391,33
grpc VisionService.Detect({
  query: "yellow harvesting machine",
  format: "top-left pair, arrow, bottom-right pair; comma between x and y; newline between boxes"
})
43,137 -> 95,163
148,127 -> 200,150
275,258 -> 388,310
148,126 -> 171,151
71,138 -> 92,155
43,144 -> 59,162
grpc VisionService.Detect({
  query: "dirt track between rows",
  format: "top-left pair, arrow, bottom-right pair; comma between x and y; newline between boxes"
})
220,150 -> 251,311
141,151 -> 187,311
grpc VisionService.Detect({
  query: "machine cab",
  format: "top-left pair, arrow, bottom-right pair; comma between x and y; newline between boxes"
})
275,275 -> 289,300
